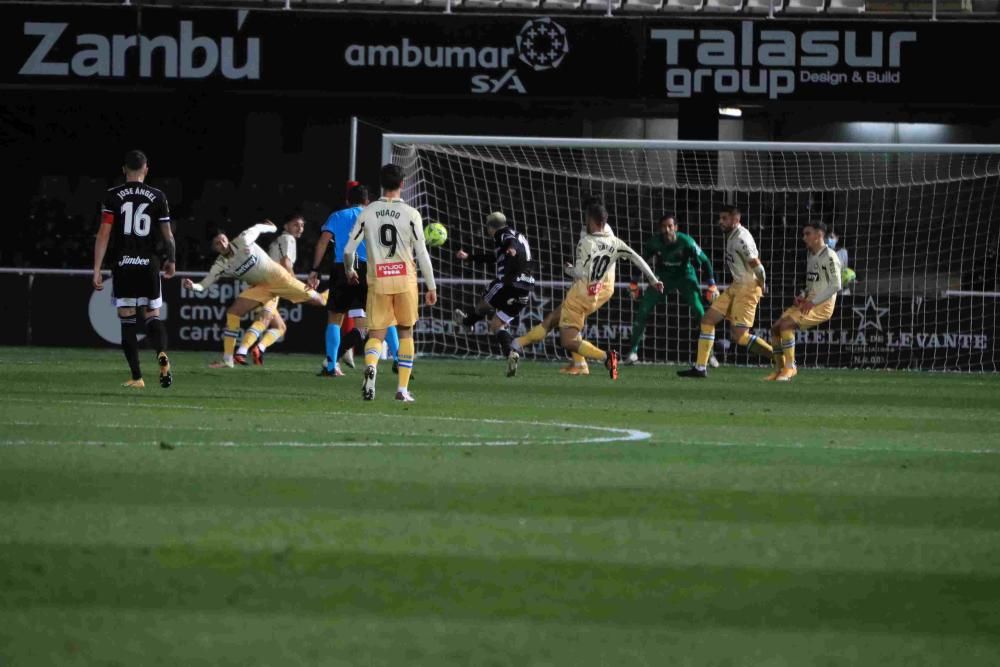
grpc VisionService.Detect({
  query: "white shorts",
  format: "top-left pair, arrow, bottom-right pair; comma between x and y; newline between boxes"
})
113,295 -> 163,309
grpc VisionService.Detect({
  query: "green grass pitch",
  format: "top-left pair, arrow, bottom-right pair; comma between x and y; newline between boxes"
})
1,346 -> 999,666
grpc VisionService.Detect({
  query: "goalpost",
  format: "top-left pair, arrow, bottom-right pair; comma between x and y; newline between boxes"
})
383,134 -> 1000,372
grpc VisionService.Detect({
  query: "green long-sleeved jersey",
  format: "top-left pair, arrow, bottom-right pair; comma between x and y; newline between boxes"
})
644,232 -> 714,284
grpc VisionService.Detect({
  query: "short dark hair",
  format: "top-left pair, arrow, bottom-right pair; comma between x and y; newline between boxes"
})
585,201 -> 608,225
347,184 -> 369,206
380,164 -> 403,191
124,150 -> 147,172
804,219 -> 827,234
659,213 -> 677,225
720,204 -> 741,216
284,213 -> 304,224
582,195 -> 604,209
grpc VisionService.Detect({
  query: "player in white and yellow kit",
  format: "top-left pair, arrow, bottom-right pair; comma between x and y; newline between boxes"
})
766,220 -> 842,382
678,205 -> 774,379
343,164 -> 437,402
511,197 -> 615,376
234,214 -> 305,365
182,220 -> 326,368
512,200 -> 661,380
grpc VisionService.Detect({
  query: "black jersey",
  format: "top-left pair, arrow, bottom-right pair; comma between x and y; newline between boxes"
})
469,226 -> 535,290
101,181 -> 170,266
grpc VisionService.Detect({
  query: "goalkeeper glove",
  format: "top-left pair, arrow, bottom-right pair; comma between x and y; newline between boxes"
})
704,281 -> 719,303
628,282 -> 641,300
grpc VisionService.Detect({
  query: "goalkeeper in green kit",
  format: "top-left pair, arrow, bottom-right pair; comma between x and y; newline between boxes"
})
625,214 -> 719,366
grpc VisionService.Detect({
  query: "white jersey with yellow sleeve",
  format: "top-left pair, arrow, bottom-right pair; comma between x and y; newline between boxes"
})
190,223 -> 285,292
268,232 -> 297,271
344,197 -> 437,295
804,245 -> 842,305
724,224 -> 761,286
568,231 -> 658,292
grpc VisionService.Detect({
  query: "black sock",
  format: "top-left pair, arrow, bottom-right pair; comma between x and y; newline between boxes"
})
463,312 -> 482,328
120,316 -> 142,380
145,316 -> 167,355
342,328 -> 363,357
495,329 -> 513,357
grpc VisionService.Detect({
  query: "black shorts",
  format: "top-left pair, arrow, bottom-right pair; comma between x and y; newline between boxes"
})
484,280 -> 531,324
112,260 -> 162,309
328,262 -> 368,316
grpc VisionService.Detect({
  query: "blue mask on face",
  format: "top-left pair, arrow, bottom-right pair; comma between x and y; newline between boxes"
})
826,238 -> 837,249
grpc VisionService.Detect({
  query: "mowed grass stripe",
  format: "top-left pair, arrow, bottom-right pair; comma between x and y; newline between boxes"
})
3,503 -> 999,575
2,438 -> 998,494
3,467 -> 998,528
2,607 -> 998,667
3,542 -> 999,638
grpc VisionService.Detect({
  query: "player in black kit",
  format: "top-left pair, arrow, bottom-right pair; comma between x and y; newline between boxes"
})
92,150 -> 177,388
452,211 -> 535,377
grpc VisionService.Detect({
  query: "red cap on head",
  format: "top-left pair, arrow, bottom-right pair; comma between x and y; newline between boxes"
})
345,180 -> 361,202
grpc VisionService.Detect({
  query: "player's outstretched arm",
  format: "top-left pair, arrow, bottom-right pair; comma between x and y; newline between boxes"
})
620,241 -> 663,291
239,220 -> 278,247
184,256 -> 226,292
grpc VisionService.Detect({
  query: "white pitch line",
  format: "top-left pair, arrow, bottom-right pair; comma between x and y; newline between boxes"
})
0,428 -> 648,449
0,396 -> 651,446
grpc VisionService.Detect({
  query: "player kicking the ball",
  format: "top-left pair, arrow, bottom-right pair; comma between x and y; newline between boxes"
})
182,221 -> 327,368
452,211 -> 535,375
510,199 -> 662,379
343,164 -> 437,402
678,205 -> 774,379
766,220 -> 842,382
510,197 -> 614,376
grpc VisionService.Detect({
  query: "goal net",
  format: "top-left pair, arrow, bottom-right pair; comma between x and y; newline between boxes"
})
386,135 -> 1000,372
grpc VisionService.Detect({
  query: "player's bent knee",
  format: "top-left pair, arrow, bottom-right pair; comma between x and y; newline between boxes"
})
117,307 -> 137,318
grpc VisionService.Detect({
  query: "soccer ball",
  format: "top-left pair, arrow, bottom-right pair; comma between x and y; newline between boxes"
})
842,267 -> 857,285
424,221 -> 448,248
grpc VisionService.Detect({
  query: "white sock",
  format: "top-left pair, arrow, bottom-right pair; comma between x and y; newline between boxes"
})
236,346 -> 248,355
223,354 -> 234,363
